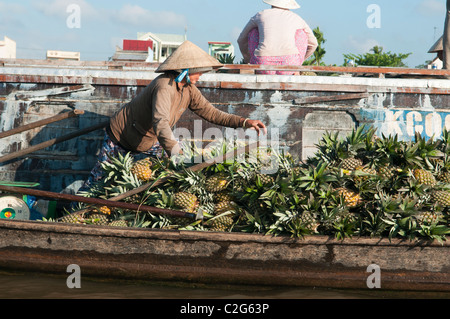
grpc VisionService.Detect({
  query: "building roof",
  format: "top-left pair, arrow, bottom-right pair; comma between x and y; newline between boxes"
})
137,32 -> 186,45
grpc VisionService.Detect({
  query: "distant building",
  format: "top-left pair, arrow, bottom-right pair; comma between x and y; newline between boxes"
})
137,32 -> 186,62
208,42 -> 234,62
428,35 -> 443,69
46,50 -> 80,61
111,39 -> 154,62
0,36 -> 16,59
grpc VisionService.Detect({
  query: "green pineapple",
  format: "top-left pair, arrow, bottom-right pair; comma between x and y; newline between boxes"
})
256,173 -> 274,186
214,191 -> 234,203
88,213 -> 109,226
341,157 -> 363,171
60,213 -> 85,224
297,212 -> 319,233
438,171 -> 450,184
353,165 -> 377,183
417,211 -> 442,225
108,220 -> 129,228
377,164 -> 398,180
204,172 -> 230,193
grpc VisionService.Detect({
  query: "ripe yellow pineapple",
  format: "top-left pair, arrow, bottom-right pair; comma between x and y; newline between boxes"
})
432,190 -> 450,207
337,188 -> 362,208
214,201 -> 237,215
96,206 -> 112,215
174,192 -> 198,213
209,214 -> 234,232
413,168 -> 436,186
131,158 -> 153,181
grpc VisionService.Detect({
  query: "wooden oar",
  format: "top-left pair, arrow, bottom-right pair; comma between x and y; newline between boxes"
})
0,121 -> 109,163
0,109 -> 85,139
0,185 -> 196,219
68,141 -> 261,219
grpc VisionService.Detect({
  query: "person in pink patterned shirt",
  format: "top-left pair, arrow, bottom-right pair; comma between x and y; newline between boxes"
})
237,0 -> 318,75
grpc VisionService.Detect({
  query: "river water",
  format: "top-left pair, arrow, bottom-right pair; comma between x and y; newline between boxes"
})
0,270 -> 445,300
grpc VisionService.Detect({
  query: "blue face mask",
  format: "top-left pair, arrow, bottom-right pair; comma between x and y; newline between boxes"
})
175,69 -> 191,84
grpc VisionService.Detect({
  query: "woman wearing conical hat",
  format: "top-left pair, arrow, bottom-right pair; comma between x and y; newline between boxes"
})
77,41 -> 266,194
238,0 -> 318,75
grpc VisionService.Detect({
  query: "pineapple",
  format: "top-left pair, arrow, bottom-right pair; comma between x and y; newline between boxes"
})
60,213 -> 85,224
88,213 -> 109,226
214,201 -> 237,215
377,164 -> 397,180
337,188 -> 362,208
297,212 -> 319,233
209,214 -> 234,232
255,174 -> 274,187
432,190 -> 450,207
341,157 -> 363,171
438,171 -> 450,184
417,211 -> 442,225
353,165 -> 377,183
95,206 -> 112,215
214,191 -> 234,203
413,168 -> 436,186
131,158 -> 153,181
108,220 -> 129,228
204,172 -> 230,193
173,192 -> 198,213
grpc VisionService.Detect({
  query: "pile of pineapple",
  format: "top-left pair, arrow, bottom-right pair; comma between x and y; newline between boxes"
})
59,126 -> 450,242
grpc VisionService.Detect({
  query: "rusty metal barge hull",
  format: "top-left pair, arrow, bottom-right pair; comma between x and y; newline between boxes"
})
0,219 -> 448,293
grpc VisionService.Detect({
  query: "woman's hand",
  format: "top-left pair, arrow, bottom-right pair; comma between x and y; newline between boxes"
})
243,119 -> 267,136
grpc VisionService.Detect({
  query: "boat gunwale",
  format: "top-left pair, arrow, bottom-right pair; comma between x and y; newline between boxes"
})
0,219 -> 447,248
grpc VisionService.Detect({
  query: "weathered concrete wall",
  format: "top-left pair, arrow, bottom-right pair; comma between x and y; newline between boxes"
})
2,60 -> 450,194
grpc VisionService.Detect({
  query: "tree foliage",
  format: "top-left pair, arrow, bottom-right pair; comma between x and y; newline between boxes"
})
343,46 -> 412,67
304,26 -> 326,66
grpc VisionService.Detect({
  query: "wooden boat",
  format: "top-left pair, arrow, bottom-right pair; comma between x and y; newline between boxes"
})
1,59 -> 450,293
0,218 -> 448,293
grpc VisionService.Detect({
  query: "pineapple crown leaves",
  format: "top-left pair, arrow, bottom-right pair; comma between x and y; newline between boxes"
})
101,152 -> 135,184
296,162 -> 338,192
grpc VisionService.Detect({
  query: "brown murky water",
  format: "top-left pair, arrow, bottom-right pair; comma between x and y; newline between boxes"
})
0,270 -> 446,300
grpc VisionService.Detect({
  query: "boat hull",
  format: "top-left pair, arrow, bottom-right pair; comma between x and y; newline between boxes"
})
0,219 -> 448,292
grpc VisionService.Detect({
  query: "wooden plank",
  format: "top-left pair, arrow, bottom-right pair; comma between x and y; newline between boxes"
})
293,93 -> 369,105
0,109 -> 84,139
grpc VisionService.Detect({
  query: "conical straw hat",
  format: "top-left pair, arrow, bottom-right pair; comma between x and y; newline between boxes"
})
428,35 -> 443,53
263,0 -> 300,10
156,41 -> 223,73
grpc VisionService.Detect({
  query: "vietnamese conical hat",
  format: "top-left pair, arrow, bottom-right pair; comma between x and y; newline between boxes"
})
428,35 -> 443,53
263,0 -> 300,9
156,41 -> 223,73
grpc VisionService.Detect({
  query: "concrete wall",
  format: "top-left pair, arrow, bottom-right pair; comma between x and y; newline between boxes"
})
1,60 -> 450,194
